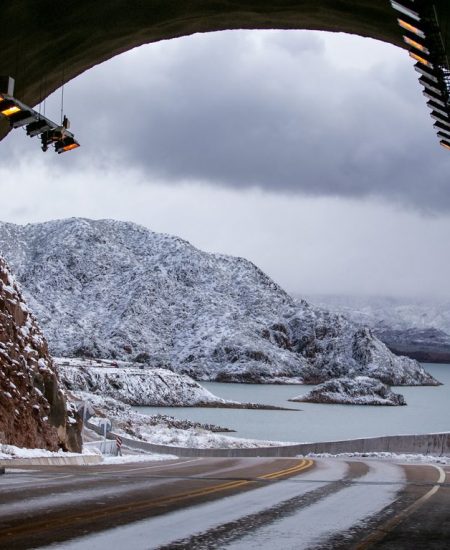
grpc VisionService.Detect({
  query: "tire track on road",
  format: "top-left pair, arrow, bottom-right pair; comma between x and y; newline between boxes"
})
155,461 -> 368,550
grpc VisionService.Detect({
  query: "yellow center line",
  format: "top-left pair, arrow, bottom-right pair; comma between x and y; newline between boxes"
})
1,459 -> 315,541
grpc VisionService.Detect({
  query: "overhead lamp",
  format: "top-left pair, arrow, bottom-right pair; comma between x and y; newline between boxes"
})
398,18 -> 426,39
26,119 -> 53,137
423,89 -> 447,107
403,35 -> 429,54
414,63 -> 439,83
427,100 -> 449,118
440,140 -> 450,151
0,99 -> 21,117
409,51 -> 434,69
437,130 -> 450,141
10,110 -> 36,128
430,111 -> 450,125
433,121 -> 450,133
391,1 -> 421,22
419,76 -> 442,95
55,137 -> 80,154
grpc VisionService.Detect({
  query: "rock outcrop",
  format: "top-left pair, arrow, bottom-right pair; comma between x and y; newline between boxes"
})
0,218 -> 440,386
57,359 -> 234,407
290,376 -> 406,406
0,256 -> 81,451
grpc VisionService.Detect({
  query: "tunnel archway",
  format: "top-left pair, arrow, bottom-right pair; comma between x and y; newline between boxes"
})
1,1 -> 449,142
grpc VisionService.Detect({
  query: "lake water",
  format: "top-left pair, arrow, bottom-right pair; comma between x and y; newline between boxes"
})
135,364 -> 450,443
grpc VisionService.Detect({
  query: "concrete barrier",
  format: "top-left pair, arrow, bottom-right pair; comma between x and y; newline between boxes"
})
84,421 -> 449,458
0,454 -> 102,467
112,432 -> 449,458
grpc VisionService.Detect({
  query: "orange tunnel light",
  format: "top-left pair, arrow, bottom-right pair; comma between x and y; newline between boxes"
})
62,142 -> 80,152
403,36 -> 429,54
409,51 -> 433,69
1,105 -> 21,117
398,18 -> 426,39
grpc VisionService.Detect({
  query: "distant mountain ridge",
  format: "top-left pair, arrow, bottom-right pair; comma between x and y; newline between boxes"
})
0,218 -> 438,386
305,294 -> 450,363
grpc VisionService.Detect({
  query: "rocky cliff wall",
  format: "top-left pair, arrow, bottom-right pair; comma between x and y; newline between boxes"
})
0,256 -> 81,451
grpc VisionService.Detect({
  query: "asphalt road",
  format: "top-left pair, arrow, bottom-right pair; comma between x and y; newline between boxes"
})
0,457 -> 448,549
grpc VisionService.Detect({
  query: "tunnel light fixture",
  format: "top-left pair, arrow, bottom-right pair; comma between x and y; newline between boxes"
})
0,75 -> 80,154
440,140 -> 450,151
430,111 -> 450,125
54,137 -> 80,154
423,89 -> 447,107
403,35 -> 429,54
433,120 -> 450,134
398,18 -> 426,39
9,111 -> 36,128
26,118 -> 53,137
437,130 -> 450,142
409,51 -> 434,69
427,100 -> 449,118
419,76 -> 442,95
1,104 -> 21,117
414,63 -> 440,83
391,1 -> 421,22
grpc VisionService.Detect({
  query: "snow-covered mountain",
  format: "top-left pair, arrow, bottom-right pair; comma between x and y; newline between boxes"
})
305,294 -> 450,334
305,294 -> 450,363
0,218 -> 438,386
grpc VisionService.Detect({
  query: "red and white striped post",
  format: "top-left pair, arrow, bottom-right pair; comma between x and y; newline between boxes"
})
115,435 -> 123,456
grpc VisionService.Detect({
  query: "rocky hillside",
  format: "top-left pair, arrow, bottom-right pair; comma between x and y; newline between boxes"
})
0,256 -> 81,451
0,218 -> 439,386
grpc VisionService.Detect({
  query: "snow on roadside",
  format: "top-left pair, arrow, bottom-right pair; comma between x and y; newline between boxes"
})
76,390 -> 291,449
0,443 -> 99,460
132,425 -> 290,449
299,451 -> 448,464
100,453 -> 177,464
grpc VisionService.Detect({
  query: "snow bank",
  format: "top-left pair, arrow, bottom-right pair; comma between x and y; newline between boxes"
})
0,443 -> 97,460
300,451 -> 448,464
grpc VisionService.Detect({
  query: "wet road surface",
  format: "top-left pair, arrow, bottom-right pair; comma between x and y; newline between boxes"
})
0,457 -> 448,549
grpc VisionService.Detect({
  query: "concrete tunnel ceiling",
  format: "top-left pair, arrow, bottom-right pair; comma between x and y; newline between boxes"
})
1,0 -> 450,143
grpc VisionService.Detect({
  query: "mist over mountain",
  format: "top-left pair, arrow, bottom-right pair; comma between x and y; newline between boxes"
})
305,294 -> 450,363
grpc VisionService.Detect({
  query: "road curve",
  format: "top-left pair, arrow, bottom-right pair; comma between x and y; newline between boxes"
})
0,457 -> 448,549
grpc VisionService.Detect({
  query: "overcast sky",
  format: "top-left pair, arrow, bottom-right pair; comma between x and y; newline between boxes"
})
1,30 -> 450,299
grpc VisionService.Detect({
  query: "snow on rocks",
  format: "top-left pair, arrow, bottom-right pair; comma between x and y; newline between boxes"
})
78,390 -> 287,449
56,358 -> 234,407
290,376 -> 406,406
0,255 -> 82,452
0,218 -> 439,386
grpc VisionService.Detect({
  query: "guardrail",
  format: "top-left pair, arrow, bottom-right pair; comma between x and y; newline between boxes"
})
83,440 -> 118,456
85,421 -> 449,458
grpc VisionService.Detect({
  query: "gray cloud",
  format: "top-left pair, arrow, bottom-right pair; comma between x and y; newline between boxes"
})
2,30 -> 450,212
